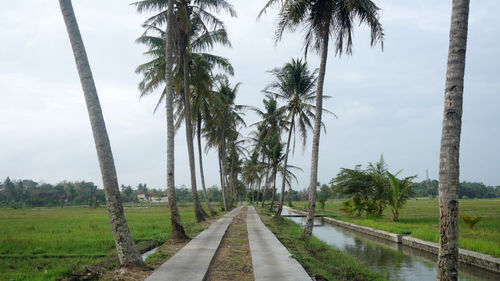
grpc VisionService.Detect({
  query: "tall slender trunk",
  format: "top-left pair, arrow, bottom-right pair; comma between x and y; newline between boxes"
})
59,0 -> 143,265
230,152 -> 237,206
256,155 -> 265,206
165,0 -> 189,242
269,167 -> 277,211
261,159 -> 271,208
437,1 -> 469,280
197,117 -> 216,215
251,183 -> 256,203
303,31 -> 329,239
220,140 -> 230,210
276,114 -> 294,216
182,46 -> 206,222
218,147 -> 227,211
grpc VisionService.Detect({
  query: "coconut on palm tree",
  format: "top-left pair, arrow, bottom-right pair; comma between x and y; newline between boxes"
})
260,0 -> 384,238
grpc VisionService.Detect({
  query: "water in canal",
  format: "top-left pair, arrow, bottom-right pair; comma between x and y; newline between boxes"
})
281,209 -> 500,281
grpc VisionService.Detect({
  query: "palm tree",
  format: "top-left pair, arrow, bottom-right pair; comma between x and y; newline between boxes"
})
251,97 -> 287,208
242,151 -> 260,203
204,77 -> 245,210
437,0 -> 470,279
386,171 -> 416,222
260,0 -> 384,238
59,0 -> 144,265
264,58 -> 319,216
134,2 -> 189,241
135,0 -> 235,222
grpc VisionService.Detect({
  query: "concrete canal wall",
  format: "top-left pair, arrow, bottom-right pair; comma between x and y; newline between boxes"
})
283,206 -> 500,274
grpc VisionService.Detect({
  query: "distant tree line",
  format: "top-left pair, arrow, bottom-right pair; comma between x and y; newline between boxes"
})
413,180 -> 500,199
0,177 -> 225,208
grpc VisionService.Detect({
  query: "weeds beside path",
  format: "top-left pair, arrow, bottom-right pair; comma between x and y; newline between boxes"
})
258,208 -> 388,281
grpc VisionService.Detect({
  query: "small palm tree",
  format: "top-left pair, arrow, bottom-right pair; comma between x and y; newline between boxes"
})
386,171 -> 416,222
260,0 -> 384,239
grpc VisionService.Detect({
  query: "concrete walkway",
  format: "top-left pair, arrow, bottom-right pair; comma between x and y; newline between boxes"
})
145,206 -> 242,281
247,206 -> 312,281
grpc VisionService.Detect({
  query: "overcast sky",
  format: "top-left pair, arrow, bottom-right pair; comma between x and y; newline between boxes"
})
1,0 -> 499,191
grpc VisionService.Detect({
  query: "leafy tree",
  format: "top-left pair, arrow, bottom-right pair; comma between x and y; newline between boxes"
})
260,0 -> 384,238
317,184 -> 332,209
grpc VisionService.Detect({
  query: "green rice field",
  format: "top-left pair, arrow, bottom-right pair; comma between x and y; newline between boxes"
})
0,203 -> 207,281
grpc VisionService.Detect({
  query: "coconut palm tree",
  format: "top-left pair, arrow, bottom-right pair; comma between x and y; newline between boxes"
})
134,0 -> 236,222
204,77 -> 245,210
251,97 -> 287,208
260,0 -> 384,238
59,0 -> 144,265
263,58 -> 319,216
135,0 -> 235,221
437,1 -> 470,279
242,151 -> 260,203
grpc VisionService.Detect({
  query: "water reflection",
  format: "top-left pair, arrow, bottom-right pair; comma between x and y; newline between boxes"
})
281,209 -> 499,281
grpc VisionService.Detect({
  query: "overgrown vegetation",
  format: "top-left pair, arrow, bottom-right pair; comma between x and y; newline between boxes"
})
0,205 -> 209,281
258,209 -> 387,281
331,156 -> 416,221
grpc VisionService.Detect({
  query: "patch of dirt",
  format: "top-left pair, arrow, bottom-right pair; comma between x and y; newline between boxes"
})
205,207 -> 254,281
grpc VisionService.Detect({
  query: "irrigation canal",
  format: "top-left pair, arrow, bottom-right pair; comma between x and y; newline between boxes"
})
281,209 -> 500,281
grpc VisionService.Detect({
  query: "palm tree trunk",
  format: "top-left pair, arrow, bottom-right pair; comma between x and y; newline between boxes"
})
218,147 -> 227,211
261,160 -> 271,208
59,0 -> 143,265
197,118 -> 216,215
269,168 -> 277,211
437,1 -> 469,280
165,0 -> 189,243
182,50 -> 207,222
276,114 -> 294,216
303,31 -> 329,239
256,155 -> 265,206
220,140 -> 230,210
251,183 -> 256,203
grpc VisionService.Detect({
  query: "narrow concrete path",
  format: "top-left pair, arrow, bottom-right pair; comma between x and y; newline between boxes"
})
145,206 -> 242,281
247,206 -> 312,281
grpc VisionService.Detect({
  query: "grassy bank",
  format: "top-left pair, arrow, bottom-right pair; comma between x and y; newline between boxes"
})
258,208 -> 387,281
0,203 -> 213,281
293,198 -> 500,257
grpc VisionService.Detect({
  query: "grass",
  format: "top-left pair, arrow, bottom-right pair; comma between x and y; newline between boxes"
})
258,208 -> 388,281
0,203 -> 214,281
293,198 -> 500,257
